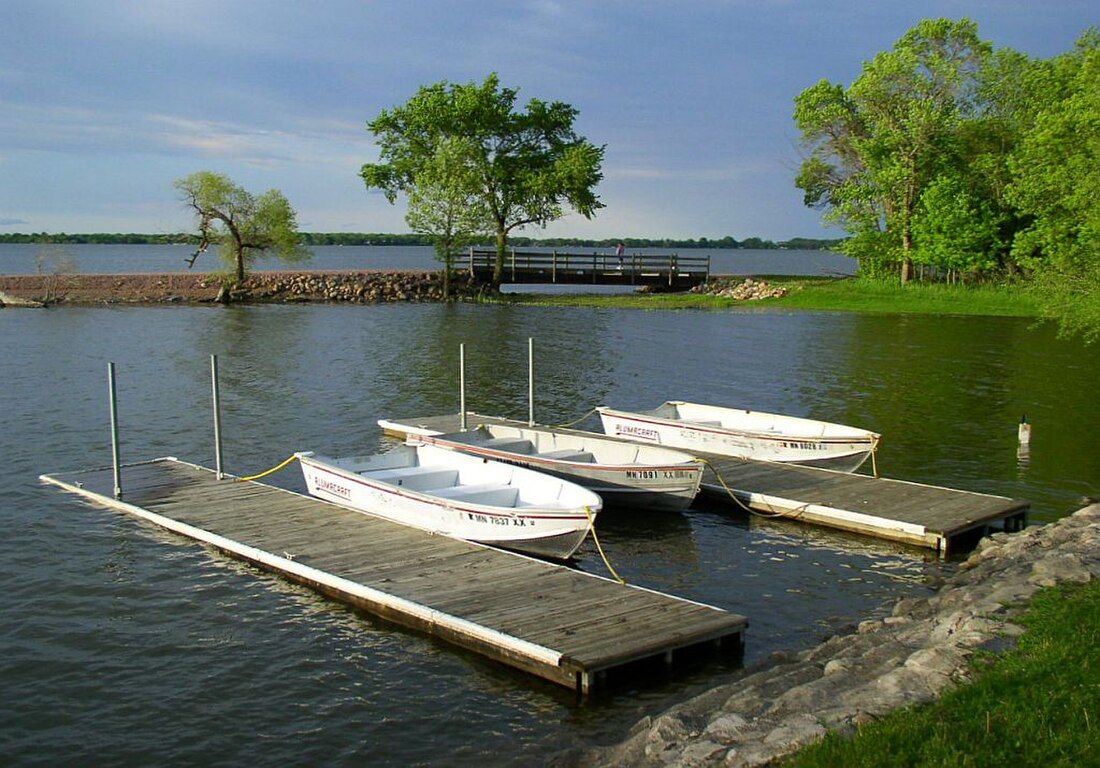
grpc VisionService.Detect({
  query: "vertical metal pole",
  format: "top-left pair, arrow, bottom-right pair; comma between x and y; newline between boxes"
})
108,362 -> 122,500
528,337 -> 535,427
211,354 -> 224,479
459,343 -> 467,431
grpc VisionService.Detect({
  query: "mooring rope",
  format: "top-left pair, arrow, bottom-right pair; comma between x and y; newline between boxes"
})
693,455 -> 811,520
237,454 -> 300,482
584,505 -> 624,584
552,407 -> 599,429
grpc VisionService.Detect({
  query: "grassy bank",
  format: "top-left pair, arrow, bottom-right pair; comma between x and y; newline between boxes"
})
785,579 -> 1100,767
504,277 -> 1040,317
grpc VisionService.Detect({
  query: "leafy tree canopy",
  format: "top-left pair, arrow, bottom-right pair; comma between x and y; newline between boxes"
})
361,73 -> 605,286
1006,29 -> 1100,340
795,18 -> 995,281
404,136 -> 491,297
175,171 -> 309,286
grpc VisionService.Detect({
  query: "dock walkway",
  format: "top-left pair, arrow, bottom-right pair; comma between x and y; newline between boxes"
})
40,458 -> 746,693
465,248 -> 710,289
380,413 -> 1029,554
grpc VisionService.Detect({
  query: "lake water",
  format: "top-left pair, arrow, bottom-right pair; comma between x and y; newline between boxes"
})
2,292 -> 1097,765
0,243 -> 856,279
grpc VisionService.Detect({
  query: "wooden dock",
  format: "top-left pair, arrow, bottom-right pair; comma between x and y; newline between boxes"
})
465,248 -> 710,289
380,414 -> 1029,555
40,458 -> 746,693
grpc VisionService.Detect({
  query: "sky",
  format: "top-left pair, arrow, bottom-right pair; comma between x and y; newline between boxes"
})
0,1 -> 1094,241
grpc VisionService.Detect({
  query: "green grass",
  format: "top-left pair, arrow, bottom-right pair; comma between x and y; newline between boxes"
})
775,277 -> 1039,317
501,277 -> 1041,318
785,579 -> 1100,767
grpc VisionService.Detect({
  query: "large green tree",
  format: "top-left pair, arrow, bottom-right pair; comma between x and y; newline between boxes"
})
1006,30 -> 1100,341
795,18 -> 994,282
910,172 -> 1005,280
175,171 -> 309,286
404,137 -> 491,298
361,73 -> 604,287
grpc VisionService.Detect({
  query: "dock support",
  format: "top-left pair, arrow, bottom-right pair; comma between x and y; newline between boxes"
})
528,337 -> 535,427
211,354 -> 224,479
459,343 -> 467,431
107,362 -> 122,500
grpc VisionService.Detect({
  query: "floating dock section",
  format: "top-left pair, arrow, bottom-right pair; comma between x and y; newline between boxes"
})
40,458 -> 746,693
380,413 -> 1029,555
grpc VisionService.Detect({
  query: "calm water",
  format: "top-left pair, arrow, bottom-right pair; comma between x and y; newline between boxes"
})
2,300 -> 1097,766
0,243 -> 856,278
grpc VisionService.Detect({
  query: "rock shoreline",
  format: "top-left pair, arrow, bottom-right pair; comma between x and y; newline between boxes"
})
0,270 -> 491,306
560,504 -> 1100,768
689,277 -> 788,300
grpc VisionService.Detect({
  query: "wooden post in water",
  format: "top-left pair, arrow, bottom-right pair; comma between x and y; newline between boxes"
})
211,355 -> 224,479
1017,414 -> 1031,463
107,362 -> 122,500
528,337 -> 535,427
459,343 -> 467,431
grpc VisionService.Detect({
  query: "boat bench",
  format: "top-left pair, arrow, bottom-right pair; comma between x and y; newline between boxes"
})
479,437 -> 536,454
537,449 -> 596,463
431,482 -> 520,506
364,466 -> 460,490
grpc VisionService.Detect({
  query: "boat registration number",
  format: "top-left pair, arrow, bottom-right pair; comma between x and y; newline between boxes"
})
466,512 -> 529,527
626,469 -> 694,480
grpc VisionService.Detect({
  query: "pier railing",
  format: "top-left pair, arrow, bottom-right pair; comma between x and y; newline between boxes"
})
466,248 -> 709,288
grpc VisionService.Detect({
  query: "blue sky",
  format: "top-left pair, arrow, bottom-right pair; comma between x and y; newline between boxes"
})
0,1 -> 1094,240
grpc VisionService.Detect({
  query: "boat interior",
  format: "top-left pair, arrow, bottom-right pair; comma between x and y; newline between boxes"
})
360,464 -> 524,506
443,427 -> 697,466
474,436 -> 597,464
653,402 -> 874,440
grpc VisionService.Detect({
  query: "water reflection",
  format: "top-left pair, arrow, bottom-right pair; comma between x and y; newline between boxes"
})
4,301 -> 1098,767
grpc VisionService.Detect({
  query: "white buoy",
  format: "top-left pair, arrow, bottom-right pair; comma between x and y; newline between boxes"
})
1018,415 -> 1031,448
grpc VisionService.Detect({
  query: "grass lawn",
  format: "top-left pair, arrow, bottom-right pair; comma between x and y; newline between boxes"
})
785,579 -> 1100,767
501,276 -> 1041,318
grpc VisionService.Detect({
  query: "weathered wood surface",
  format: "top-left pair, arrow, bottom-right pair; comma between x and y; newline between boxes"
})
40,458 -> 745,691
380,413 -> 1029,553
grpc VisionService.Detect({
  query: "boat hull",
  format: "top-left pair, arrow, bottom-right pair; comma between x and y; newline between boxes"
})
298,447 -> 598,560
598,402 -> 878,473
412,429 -> 702,512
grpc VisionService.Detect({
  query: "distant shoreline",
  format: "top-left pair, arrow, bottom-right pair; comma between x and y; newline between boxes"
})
0,233 -> 845,251
0,270 -> 486,306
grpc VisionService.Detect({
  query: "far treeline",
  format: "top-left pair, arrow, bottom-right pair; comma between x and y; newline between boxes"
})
0,232 -> 842,250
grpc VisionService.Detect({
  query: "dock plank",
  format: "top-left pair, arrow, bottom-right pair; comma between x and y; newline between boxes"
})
40,458 -> 745,693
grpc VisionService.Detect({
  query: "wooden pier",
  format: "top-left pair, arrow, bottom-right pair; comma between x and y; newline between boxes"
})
40,458 -> 746,693
380,413 -> 1029,555
466,248 -> 710,289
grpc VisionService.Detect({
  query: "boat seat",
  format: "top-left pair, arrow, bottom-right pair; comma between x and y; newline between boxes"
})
479,437 -> 535,454
537,449 -> 596,463
431,483 -> 520,507
363,466 -> 460,491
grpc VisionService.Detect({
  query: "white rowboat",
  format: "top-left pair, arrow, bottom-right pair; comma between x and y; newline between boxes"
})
406,423 -> 703,511
597,401 -> 879,473
297,443 -> 600,560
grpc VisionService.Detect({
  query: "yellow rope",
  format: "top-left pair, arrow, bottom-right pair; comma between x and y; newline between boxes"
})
552,407 -> 598,429
584,505 -> 624,584
237,454 -> 300,482
693,455 -> 808,520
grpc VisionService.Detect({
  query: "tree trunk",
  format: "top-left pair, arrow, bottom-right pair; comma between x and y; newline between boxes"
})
492,227 -> 506,289
234,245 -> 246,286
900,225 -> 913,285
